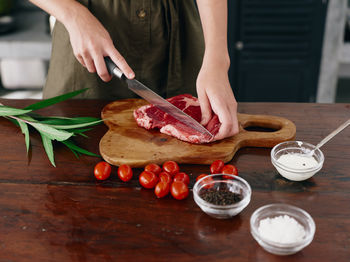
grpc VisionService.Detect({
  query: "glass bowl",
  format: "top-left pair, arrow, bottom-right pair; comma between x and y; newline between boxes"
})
193,174 -> 251,219
271,141 -> 324,181
250,203 -> 316,256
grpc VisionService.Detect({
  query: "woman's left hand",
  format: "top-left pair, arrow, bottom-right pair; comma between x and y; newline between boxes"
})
196,60 -> 239,141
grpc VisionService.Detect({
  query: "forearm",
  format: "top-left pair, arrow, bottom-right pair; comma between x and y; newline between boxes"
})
196,0 -> 230,69
29,0 -> 87,29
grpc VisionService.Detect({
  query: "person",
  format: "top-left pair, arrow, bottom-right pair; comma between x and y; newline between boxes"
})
29,0 -> 239,141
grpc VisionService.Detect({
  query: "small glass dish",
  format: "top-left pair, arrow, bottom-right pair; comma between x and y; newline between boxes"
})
271,141 -> 324,181
250,203 -> 316,256
193,174 -> 251,219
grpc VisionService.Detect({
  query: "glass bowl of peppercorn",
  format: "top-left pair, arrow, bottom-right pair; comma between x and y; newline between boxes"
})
193,174 -> 251,219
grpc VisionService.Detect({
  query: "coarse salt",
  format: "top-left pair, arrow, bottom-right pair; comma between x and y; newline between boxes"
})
258,215 -> 306,244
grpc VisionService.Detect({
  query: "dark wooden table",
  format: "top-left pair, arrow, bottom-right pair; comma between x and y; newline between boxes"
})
0,99 -> 349,262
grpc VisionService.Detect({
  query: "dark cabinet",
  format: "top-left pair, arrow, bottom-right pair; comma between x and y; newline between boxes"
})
228,0 -> 328,102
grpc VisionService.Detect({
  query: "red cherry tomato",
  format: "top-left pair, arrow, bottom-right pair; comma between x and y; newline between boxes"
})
117,164 -> 133,182
159,171 -> 172,184
139,171 -> 159,189
94,161 -> 111,180
173,172 -> 190,185
154,182 -> 170,198
145,163 -> 162,175
222,164 -> 238,179
162,161 -> 180,176
170,181 -> 189,200
196,174 -> 214,189
210,160 -> 225,174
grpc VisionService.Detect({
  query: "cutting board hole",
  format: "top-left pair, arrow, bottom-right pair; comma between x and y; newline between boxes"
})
244,126 -> 280,132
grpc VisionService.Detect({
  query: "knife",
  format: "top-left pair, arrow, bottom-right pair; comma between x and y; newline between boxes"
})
104,57 -> 214,142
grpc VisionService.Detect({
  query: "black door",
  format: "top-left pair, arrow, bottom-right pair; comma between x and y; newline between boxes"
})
228,0 -> 328,102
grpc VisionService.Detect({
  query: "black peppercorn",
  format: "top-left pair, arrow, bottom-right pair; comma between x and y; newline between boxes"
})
200,190 -> 242,205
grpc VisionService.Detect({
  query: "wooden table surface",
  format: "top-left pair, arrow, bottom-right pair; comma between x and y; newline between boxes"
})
0,99 -> 349,262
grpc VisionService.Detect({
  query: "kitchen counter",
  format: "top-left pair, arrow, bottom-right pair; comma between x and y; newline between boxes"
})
0,99 -> 349,262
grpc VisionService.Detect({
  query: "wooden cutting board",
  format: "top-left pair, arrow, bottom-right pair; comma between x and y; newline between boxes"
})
99,99 -> 296,167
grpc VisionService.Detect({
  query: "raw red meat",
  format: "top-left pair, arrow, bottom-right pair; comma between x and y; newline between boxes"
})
133,94 -> 221,144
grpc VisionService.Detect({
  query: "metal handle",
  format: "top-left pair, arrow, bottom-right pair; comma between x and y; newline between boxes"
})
315,119 -> 350,150
104,57 -> 124,79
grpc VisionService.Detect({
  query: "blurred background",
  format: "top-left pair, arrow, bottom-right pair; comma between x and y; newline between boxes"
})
0,0 -> 349,102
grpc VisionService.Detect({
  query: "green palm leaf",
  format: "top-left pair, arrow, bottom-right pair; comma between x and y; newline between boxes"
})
1,88 -> 102,167
0,106 -> 31,116
18,121 -> 30,153
62,140 -> 100,157
65,145 -> 81,159
40,133 -> 56,167
30,122 -> 73,141
24,88 -> 88,111
35,116 -> 100,125
49,119 -> 103,130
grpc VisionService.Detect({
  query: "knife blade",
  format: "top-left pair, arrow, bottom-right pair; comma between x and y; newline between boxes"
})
104,57 -> 214,142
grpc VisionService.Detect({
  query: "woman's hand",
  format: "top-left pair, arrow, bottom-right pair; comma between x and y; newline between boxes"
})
195,0 -> 238,141
62,2 -> 135,81
29,0 -> 134,81
196,58 -> 239,141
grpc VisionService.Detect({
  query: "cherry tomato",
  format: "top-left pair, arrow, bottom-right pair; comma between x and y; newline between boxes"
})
159,171 -> 172,184
210,160 -> 225,174
170,181 -> 189,200
154,181 -> 170,198
222,164 -> 238,179
162,161 -> 180,176
173,172 -> 190,185
196,174 -> 214,189
94,161 -> 111,180
139,171 -> 159,189
145,163 -> 162,175
117,164 -> 133,182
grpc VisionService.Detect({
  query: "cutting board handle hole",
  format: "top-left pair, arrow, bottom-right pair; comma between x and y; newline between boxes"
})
244,126 -> 278,132
243,122 -> 281,133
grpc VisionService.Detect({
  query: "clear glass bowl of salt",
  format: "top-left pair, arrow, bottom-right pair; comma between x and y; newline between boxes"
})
250,203 -> 316,256
271,141 -> 324,181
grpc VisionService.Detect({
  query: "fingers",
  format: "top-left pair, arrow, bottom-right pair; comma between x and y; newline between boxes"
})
74,51 -> 96,73
213,102 -> 239,141
83,55 -> 96,73
76,55 -> 86,67
197,92 -> 212,126
109,49 -> 135,79
93,54 -> 112,82
72,42 -> 134,81
214,119 -> 238,141
197,76 -> 239,140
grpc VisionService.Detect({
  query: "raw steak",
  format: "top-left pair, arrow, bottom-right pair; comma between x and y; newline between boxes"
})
133,94 -> 221,144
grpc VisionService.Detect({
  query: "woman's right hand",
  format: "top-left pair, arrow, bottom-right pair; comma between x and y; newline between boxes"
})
63,3 -> 134,81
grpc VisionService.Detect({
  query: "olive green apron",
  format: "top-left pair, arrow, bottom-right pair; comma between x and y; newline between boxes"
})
44,0 -> 204,99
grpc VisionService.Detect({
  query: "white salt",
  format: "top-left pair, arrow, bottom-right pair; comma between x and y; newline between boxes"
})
258,215 -> 306,244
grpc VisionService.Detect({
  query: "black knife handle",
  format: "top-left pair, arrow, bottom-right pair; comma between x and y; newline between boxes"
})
104,57 -> 124,79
